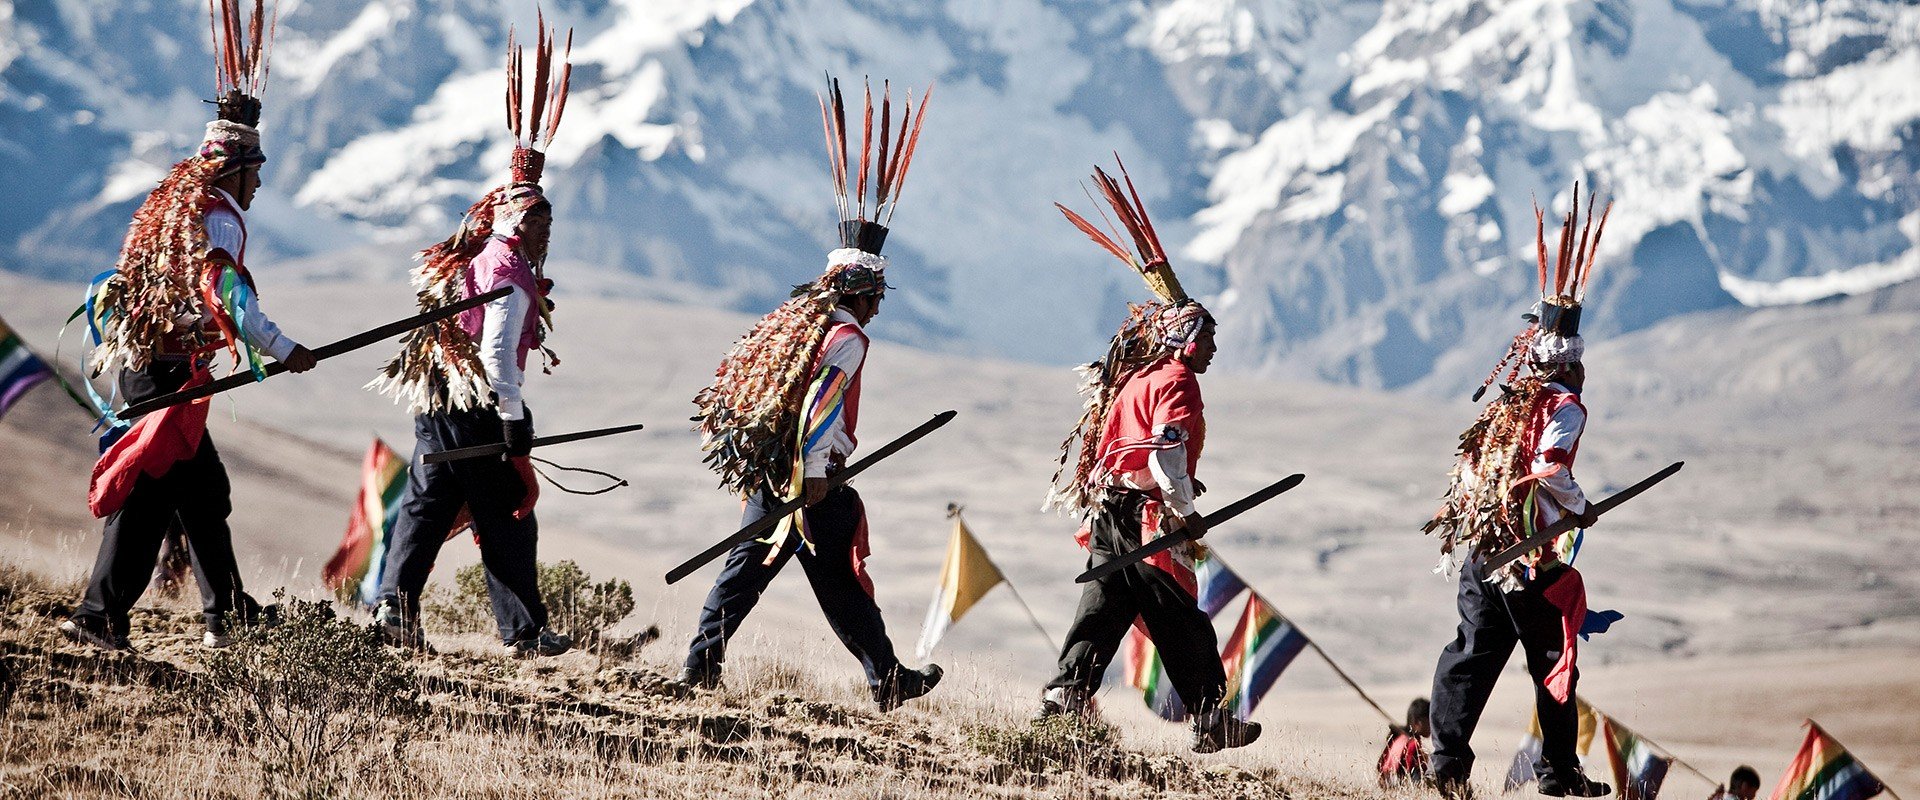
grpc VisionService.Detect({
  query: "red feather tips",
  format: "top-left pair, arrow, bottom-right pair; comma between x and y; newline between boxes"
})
207,0 -> 274,123
817,74 -> 934,232
1531,182 -> 1610,304
502,8 -> 573,185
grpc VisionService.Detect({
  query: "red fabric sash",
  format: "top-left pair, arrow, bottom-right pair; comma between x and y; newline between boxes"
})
1541,567 -> 1588,703
88,367 -> 214,518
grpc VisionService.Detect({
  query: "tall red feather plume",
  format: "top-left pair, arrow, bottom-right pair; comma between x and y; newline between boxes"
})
527,9 -> 550,146
546,30 -> 572,143
1533,202 -> 1548,298
881,84 -> 931,226
1056,203 -> 1135,265
1113,154 -> 1165,264
1580,201 -> 1613,298
856,80 -> 873,220
875,82 -> 893,205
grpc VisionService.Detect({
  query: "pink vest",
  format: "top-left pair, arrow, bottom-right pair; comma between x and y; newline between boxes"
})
1522,387 -> 1584,470
457,236 -> 542,369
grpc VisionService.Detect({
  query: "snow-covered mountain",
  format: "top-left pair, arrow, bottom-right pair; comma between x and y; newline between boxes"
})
2,0 -> 1915,385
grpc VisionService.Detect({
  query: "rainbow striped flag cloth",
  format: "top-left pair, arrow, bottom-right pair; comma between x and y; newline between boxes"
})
1219,592 -> 1309,717
1768,721 -> 1885,800
1601,716 -> 1674,800
1122,553 -> 1248,721
0,315 -> 53,423
323,438 -> 408,605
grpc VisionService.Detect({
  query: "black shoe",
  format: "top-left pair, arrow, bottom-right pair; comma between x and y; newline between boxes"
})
59,618 -> 131,652
1538,770 -> 1612,797
874,664 -> 942,712
1189,708 -> 1262,753
676,665 -> 723,690
1035,686 -> 1096,721
506,629 -> 573,658
373,600 -> 431,652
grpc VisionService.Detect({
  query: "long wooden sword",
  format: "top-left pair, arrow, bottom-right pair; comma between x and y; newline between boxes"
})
421,423 -> 648,464
118,286 -> 513,420
1482,461 -> 1684,573
1075,473 -> 1306,583
665,410 -> 958,585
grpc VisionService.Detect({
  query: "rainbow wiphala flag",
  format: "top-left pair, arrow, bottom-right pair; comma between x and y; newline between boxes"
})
1768,721 -> 1885,800
323,438 -> 409,605
1123,553 -> 1248,721
1601,716 -> 1673,800
1219,591 -> 1309,718
0,316 -> 53,423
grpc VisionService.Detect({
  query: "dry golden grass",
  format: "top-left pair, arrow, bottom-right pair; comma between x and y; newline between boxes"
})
0,560 -> 1393,800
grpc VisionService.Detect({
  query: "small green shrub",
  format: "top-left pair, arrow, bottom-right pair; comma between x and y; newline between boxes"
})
424,560 -> 635,647
198,595 -> 421,799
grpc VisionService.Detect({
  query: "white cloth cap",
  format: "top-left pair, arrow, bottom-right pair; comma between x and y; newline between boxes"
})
1530,331 -> 1584,364
826,248 -> 889,271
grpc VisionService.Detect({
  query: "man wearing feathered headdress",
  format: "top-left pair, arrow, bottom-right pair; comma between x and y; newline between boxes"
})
1422,185 -> 1614,799
61,0 -> 317,652
365,17 -> 573,658
1038,157 -> 1261,754
678,76 -> 943,712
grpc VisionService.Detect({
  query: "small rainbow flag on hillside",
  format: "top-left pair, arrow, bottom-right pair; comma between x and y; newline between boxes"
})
1194,554 -> 1249,617
1602,716 -> 1674,800
1123,554 -> 1248,721
323,438 -> 409,605
1121,631 -> 1188,721
0,315 -> 54,423
1219,592 -> 1309,717
1768,721 -> 1886,800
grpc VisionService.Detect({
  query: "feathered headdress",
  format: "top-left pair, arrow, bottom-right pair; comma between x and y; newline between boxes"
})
369,13 -> 572,415
83,0 -> 279,383
1471,182 -> 1612,401
811,75 -> 932,294
691,74 -> 932,498
1426,184 -> 1612,585
1046,155 -> 1210,517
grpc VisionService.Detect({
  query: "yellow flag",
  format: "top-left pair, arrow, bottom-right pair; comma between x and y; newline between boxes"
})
1525,697 -> 1601,756
915,513 -> 1006,658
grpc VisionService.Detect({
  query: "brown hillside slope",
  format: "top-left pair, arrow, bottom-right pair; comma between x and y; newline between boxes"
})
0,564 -> 1378,800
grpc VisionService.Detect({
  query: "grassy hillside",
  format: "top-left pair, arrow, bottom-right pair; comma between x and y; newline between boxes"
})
0,561 -> 1387,800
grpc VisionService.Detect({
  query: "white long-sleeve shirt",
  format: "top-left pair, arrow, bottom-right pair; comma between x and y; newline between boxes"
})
1530,382 -> 1590,526
477,270 -> 532,421
204,189 -> 300,362
802,307 -> 866,478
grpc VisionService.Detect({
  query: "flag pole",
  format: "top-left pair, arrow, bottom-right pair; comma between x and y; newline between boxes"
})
1588,703 -> 1717,789
996,579 -> 1058,654
1292,624 -> 1398,729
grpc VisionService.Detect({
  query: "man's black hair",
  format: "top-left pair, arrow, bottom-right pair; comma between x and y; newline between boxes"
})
1406,697 -> 1431,729
1731,766 -> 1760,789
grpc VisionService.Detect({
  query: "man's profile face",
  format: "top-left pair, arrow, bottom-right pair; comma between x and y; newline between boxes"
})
1185,323 -> 1218,374
519,204 -> 553,244
234,165 -> 261,210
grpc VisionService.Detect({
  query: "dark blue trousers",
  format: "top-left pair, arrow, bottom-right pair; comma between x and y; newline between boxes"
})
378,406 -> 548,643
684,486 -> 901,689
1429,557 -> 1581,780
73,360 -> 262,637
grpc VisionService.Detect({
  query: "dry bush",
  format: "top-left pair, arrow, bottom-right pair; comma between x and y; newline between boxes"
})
196,594 -> 422,798
425,559 -> 636,649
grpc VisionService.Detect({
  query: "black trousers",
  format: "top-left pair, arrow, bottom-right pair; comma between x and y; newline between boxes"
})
684,486 -> 901,689
377,406 -> 548,643
73,360 -> 262,637
1429,557 -> 1581,780
1048,493 -> 1227,715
